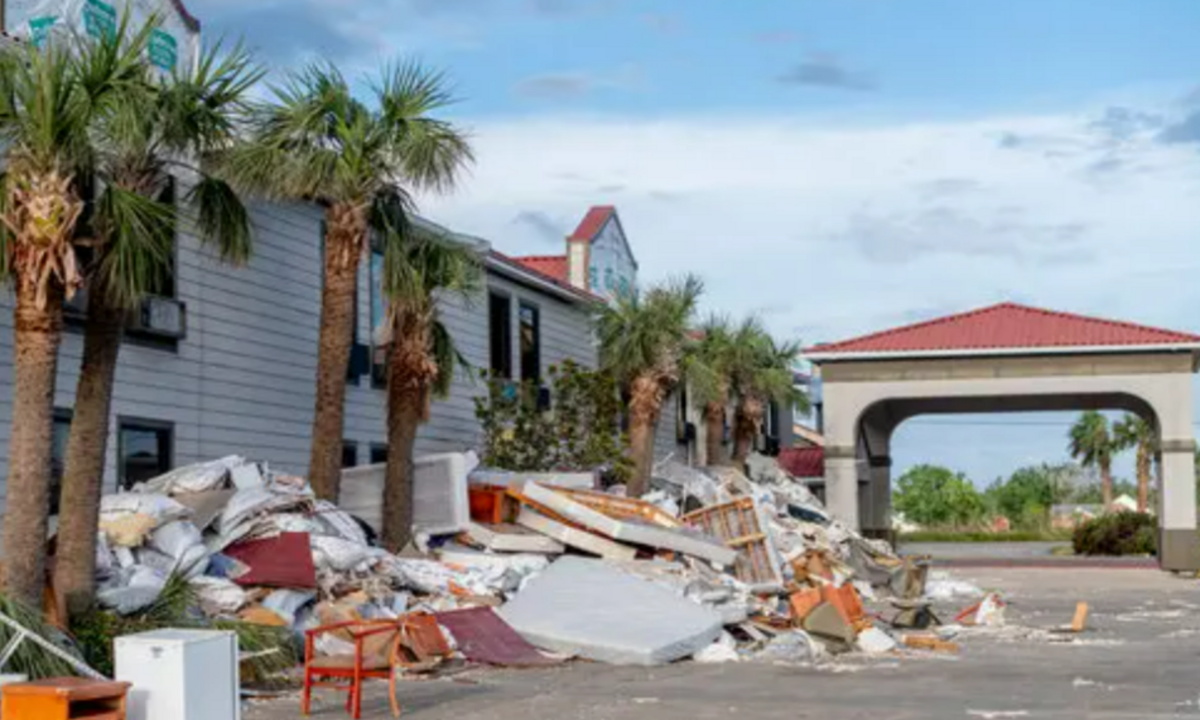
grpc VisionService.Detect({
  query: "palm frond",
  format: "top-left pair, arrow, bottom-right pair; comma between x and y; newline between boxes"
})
597,274 -> 703,386
91,183 -> 174,309
187,175 -> 253,264
431,318 -> 470,397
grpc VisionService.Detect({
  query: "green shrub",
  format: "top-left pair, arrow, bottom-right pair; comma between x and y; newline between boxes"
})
1072,512 -> 1157,556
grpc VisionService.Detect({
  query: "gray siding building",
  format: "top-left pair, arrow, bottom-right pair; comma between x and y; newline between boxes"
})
0,196 -> 601,504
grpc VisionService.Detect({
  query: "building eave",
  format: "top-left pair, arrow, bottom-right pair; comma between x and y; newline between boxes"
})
486,252 -> 604,306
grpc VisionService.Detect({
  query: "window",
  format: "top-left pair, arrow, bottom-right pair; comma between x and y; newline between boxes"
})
342,442 -> 358,469
157,177 -> 177,300
519,301 -> 540,383
118,419 -> 173,490
49,410 -> 72,516
370,444 -> 388,465
489,292 -> 512,379
370,250 -> 387,388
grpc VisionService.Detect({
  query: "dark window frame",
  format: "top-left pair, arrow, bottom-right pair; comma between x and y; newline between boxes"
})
342,441 -> 359,469
370,444 -> 389,466
50,408 -> 73,516
117,417 -> 174,490
518,300 -> 541,383
489,291 -> 513,380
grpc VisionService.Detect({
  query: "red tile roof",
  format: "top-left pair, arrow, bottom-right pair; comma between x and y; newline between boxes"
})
779,447 -> 824,478
513,255 -> 568,282
806,302 -> 1200,358
488,251 -> 604,303
569,206 -> 615,242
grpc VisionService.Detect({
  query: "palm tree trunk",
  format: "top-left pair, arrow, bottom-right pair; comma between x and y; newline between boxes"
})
382,318 -> 434,553
307,203 -> 367,502
1136,442 -> 1150,513
1100,459 -> 1113,509
54,296 -> 123,616
2,280 -> 64,606
704,401 -> 724,466
626,373 -> 664,497
732,397 -> 764,465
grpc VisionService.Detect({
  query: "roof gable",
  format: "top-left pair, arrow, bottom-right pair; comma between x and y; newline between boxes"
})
569,205 -> 638,270
807,302 -> 1200,358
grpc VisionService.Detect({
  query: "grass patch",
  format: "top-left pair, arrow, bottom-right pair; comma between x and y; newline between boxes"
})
899,529 -> 1074,543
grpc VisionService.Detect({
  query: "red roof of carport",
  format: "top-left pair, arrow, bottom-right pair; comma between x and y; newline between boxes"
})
806,302 -> 1200,357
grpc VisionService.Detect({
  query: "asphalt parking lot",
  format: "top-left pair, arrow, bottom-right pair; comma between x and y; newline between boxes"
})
250,564 -> 1200,720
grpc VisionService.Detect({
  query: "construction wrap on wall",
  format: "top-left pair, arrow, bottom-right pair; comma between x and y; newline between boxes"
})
4,0 -> 200,72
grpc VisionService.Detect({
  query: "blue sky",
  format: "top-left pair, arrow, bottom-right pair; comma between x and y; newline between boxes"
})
189,0 -> 1200,486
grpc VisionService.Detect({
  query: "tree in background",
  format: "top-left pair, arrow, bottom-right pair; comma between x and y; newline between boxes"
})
226,62 -> 473,502
54,39 -> 260,617
984,463 -> 1077,529
0,19 -> 153,605
597,275 -> 703,496
688,315 -> 738,467
729,328 -> 808,464
375,219 -> 481,551
1068,411 -> 1117,508
893,464 -> 986,528
1114,413 -> 1157,513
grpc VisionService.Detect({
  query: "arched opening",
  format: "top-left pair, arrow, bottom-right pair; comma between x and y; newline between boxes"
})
853,392 -> 1162,544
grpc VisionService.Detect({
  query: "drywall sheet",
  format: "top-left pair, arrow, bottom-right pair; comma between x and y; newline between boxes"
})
498,556 -> 723,666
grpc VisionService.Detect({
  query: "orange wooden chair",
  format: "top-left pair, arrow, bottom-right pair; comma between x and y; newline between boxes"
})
301,613 -> 452,719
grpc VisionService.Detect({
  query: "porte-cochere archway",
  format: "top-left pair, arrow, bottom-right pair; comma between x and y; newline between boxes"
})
803,302 -> 1200,571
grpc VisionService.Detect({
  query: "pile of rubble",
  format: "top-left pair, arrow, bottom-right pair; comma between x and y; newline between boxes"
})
90,451 -> 940,670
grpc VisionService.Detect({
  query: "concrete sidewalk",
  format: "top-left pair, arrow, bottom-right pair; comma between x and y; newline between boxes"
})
247,566 -> 1200,720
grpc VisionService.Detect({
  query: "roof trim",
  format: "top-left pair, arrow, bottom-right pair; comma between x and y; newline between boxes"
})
486,251 -> 604,305
805,342 -> 1200,363
170,0 -> 202,32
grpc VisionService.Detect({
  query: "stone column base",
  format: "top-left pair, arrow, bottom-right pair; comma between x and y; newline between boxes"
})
1160,529 -> 1200,571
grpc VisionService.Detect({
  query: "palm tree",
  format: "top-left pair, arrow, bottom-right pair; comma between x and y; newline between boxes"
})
1069,411 -> 1116,508
225,63 -> 473,502
375,213 -> 481,551
729,329 -> 808,464
0,20 -> 153,604
1114,413 -> 1156,513
690,316 -> 733,467
597,275 -> 703,496
53,41 -> 260,616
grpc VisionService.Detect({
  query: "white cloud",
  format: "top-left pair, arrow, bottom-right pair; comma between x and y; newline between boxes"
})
421,106 -> 1200,346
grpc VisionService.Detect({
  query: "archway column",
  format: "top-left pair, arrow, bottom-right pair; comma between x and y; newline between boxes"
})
824,445 -> 860,529
1159,438 -> 1199,570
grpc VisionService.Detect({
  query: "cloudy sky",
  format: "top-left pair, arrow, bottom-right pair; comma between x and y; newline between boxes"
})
188,0 -> 1200,485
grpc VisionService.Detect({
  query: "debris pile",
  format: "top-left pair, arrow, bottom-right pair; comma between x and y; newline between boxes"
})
85,451 -> 957,672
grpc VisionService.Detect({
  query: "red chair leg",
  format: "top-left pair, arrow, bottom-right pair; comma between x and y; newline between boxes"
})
301,673 -> 312,716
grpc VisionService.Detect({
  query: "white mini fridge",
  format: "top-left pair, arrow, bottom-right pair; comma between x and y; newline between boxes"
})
115,629 -> 240,720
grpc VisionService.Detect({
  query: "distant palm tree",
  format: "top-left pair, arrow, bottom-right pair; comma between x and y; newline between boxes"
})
226,62 -> 473,502
1114,413 -> 1157,513
1069,411 -> 1117,508
597,275 -> 703,495
729,329 -> 808,464
54,40 -> 261,616
690,315 -> 735,466
0,19 -> 153,604
375,210 -> 481,551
